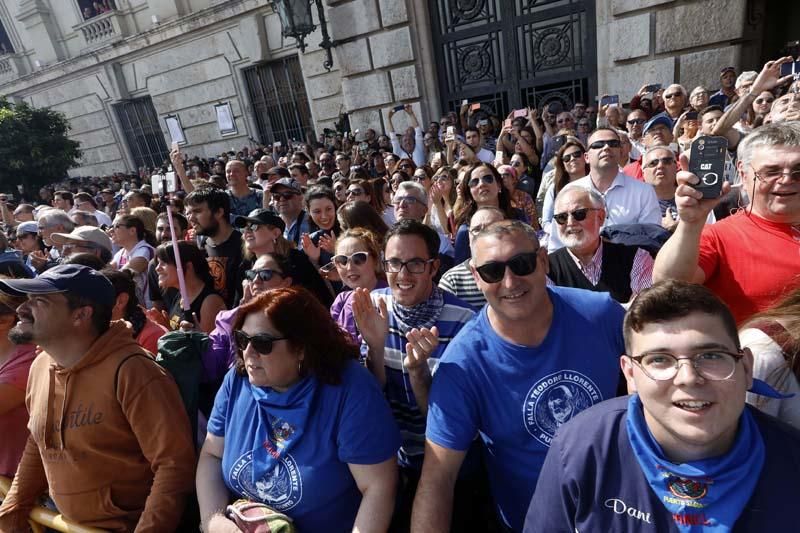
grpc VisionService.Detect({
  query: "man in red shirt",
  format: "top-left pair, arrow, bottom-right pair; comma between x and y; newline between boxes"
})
653,117 -> 800,323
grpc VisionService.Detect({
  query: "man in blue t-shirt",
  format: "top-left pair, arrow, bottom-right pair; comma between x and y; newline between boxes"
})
412,220 -> 625,532
525,280 -> 800,532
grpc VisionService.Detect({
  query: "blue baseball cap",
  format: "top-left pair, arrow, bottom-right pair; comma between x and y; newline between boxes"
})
643,113 -> 673,135
0,264 -> 116,307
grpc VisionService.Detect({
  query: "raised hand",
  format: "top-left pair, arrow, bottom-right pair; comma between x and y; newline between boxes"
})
674,153 -> 731,226
352,287 -> 389,351
301,233 -> 321,264
404,326 -> 440,375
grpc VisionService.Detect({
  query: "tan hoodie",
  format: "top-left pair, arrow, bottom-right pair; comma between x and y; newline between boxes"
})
0,321 -> 195,532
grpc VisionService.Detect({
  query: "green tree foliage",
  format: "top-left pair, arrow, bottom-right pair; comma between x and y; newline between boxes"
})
0,98 -> 81,194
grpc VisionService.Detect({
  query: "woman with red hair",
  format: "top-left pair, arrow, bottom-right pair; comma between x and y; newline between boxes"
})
196,287 -> 400,533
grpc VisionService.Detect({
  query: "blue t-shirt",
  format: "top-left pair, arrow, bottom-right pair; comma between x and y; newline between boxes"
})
524,396 -> 800,532
207,361 -> 400,532
426,286 -> 625,531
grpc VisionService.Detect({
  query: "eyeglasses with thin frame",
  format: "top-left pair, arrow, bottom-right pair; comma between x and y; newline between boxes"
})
750,164 -> 800,185
626,350 -> 744,381
468,174 -> 495,188
553,207 -> 601,225
244,269 -> 285,282
393,195 -> 423,207
234,329 -> 287,355
561,150 -> 584,163
474,251 -> 539,283
588,139 -> 620,150
645,156 -> 676,169
382,257 -> 435,274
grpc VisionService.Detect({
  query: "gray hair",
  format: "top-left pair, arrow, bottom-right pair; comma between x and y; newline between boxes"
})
471,220 -> 540,254
737,121 -> 800,168
735,71 -> 758,89
643,144 -> 675,162
38,208 -> 75,232
555,185 -> 606,211
71,211 -> 99,227
690,86 -> 709,98
395,181 -> 426,202
666,84 -> 688,98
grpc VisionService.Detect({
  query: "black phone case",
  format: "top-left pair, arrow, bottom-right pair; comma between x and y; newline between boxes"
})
689,136 -> 728,199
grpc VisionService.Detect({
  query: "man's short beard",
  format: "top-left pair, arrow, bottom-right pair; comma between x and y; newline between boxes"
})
8,326 -> 33,345
195,219 -> 220,237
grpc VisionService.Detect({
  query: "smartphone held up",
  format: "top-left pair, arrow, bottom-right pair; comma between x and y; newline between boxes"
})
688,136 -> 728,199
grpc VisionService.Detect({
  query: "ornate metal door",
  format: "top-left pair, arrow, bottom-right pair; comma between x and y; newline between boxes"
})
430,0 -> 597,118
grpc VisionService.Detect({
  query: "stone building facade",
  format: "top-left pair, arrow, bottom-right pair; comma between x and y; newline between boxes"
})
0,0 -> 791,177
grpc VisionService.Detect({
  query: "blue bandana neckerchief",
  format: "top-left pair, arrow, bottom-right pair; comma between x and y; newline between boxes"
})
626,394 -> 764,532
393,286 -> 445,335
249,375 -> 317,486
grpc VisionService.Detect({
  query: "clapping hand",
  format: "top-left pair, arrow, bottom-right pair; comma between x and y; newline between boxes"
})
404,326 -> 440,376
352,288 -> 389,350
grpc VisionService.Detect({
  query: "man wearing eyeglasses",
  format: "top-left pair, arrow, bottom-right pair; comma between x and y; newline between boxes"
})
548,187 -> 653,303
525,280 -> 799,532
653,121 -> 800,324
393,182 -> 455,271
550,128 -> 660,250
627,109 -> 648,158
352,219 -> 475,531
413,220 -> 624,532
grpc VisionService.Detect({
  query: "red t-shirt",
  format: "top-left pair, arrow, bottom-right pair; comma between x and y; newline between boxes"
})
0,344 -> 37,477
698,212 -> 800,323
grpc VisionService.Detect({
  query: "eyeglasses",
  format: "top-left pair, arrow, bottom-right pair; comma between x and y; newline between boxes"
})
393,195 -> 423,207
553,207 -> 600,225
244,269 -> 285,282
474,251 -> 539,283
645,156 -> 676,169
663,92 -> 682,99
468,174 -> 495,188
332,251 -> 369,268
754,97 -> 774,105
588,139 -> 620,150
346,188 -> 365,197
627,350 -> 743,381
751,165 -> 800,184
561,150 -> 584,163
627,118 -> 646,125
234,330 -> 287,355
271,192 -> 298,201
382,257 -> 435,274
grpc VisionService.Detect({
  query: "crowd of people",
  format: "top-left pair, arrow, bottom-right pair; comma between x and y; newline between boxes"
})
0,54 -> 798,532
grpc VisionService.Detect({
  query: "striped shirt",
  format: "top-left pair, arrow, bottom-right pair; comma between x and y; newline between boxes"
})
366,287 -> 475,469
566,242 -> 653,294
438,260 -> 487,310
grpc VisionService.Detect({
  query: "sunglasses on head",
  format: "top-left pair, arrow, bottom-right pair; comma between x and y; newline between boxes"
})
561,150 -> 584,163
553,207 -> 600,225
474,251 -> 538,283
271,192 -> 298,201
468,174 -> 495,188
244,268 -> 285,282
588,139 -> 620,150
332,251 -> 369,268
234,330 -> 286,355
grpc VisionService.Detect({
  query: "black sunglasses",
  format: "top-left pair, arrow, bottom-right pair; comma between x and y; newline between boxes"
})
474,251 -> 539,283
234,330 -> 287,355
645,157 -> 676,169
627,118 -> 646,125
561,150 -> 584,163
272,192 -> 298,201
468,174 -> 495,188
244,269 -> 285,282
588,139 -> 620,150
553,207 -> 600,225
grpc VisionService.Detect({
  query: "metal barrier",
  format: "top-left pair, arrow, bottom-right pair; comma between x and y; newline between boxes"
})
0,476 -> 105,533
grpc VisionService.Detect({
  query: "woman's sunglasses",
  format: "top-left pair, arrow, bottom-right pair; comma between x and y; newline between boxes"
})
474,251 -> 539,283
234,330 -> 287,355
561,150 -> 584,163
468,174 -> 495,188
244,269 -> 285,282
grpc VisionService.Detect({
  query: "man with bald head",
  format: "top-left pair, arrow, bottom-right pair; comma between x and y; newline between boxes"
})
548,186 -> 653,303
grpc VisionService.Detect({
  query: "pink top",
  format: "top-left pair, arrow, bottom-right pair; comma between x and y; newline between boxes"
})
0,344 -> 37,477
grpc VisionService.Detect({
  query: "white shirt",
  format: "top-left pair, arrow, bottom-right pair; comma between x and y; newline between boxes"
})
548,171 -> 661,250
92,209 -> 113,228
475,147 -> 494,164
390,126 -> 425,167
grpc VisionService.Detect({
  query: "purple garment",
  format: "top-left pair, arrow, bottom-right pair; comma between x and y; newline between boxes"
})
204,307 -> 239,382
330,281 -> 388,346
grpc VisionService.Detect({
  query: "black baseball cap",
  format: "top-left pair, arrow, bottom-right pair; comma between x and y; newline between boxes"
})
233,208 -> 286,232
0,264 -> 115,307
